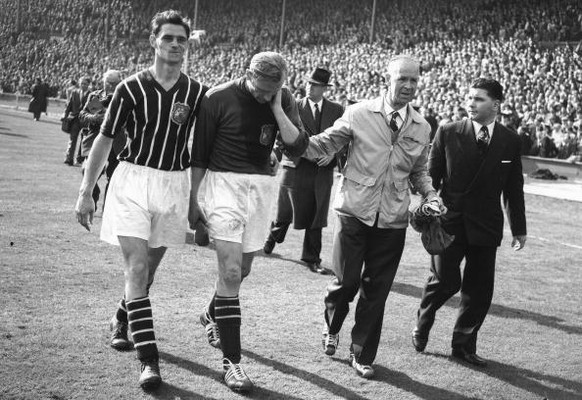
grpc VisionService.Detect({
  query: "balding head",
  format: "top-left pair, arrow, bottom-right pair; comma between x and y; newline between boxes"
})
103,69 -> 122,94
385,55 -> 421,109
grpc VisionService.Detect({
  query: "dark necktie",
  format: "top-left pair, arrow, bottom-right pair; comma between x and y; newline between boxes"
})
314,103 -> 321,132
390,111 -> 399,142
477,125 -> 490,152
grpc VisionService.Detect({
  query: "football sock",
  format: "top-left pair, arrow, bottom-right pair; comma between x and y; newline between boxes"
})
115,298 -> 127,324
127,296 -> 158,361
215,295 -> 241,363
208,292 -> 216,320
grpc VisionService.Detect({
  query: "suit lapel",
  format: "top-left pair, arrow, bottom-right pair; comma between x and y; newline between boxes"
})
460,119 -> 479,156
466,122 -> 508,193
476,123 -> 507,175
300,98 -> 317,136
320,98 -> 332,132
457,120 -> 485,193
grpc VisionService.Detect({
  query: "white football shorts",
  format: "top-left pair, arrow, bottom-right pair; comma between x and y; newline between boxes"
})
203,170 -> 276,253
100,161 -> 190,248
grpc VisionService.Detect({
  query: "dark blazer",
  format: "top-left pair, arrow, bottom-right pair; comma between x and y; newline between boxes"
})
296,98 -> 344,165
65,88 -> 90,119
286,97 -> 344,229
28,83 -> 49,114
430,119 -> 526,247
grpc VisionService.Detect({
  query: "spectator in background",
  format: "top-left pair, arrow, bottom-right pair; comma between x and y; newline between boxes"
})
263,67 -> 344,275
78,70 -> 122,209
516,125 -> 534,156
63,76 -> 91,166
28,77 -> 49,121
501,108 -> 518,132
423,107 -> 439,142
454,106 -> 469,121
530,124 -> 558,158
65,78 -> 78,102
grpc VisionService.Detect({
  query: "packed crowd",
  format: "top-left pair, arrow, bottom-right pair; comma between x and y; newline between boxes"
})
1,0 -> 581,158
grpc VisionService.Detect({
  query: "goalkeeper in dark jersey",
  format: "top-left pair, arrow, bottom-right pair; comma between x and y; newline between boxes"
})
190,51 -> 309,393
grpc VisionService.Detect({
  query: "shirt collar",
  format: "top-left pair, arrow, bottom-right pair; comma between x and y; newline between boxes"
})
308,98 -> 323,112
384,97 -> 407,122
471,119 -> 496,139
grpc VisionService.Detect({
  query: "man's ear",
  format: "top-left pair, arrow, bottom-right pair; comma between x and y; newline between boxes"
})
149,34 -> 157,49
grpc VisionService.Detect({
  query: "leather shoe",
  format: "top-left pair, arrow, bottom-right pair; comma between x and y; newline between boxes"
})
318,266 -> 334,275
411,328 -> 428,352
263,239 -> 276,254
306,262 -> 320,273
451,349 -> 487,367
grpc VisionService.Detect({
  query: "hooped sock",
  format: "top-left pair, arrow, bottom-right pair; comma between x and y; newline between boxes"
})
215,295 -> 241,363
126,296 -> 158,361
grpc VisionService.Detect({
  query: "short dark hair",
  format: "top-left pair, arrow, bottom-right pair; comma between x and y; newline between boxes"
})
151,10 -> 190,38
471,78 -> 504,102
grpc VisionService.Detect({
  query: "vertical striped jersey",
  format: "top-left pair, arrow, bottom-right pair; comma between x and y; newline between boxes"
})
100,69 -> 207,171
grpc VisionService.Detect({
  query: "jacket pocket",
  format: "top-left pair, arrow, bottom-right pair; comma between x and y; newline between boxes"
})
385,179 -> 411,225
345,169 -> 376,186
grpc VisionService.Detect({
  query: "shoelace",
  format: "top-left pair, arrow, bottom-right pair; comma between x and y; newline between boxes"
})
113,323 -> 127,337
325,333 -> 339,347
205,323 -> 220,340
225,362 -> 247,381
141,362 -> 160,374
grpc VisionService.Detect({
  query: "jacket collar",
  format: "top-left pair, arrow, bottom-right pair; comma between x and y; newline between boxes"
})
369,96 -> 424,124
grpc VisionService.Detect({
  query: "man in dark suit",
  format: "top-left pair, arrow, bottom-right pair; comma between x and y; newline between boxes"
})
412,78 -> 527,367
28,77 -> 49,121
263,67 -> 343,274
63,76 -> 91,165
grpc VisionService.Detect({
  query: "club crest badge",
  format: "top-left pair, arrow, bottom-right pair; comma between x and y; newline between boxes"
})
259,124 -> 276,146
171,102 -> 190,125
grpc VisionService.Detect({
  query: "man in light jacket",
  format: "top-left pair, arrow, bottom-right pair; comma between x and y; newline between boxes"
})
302,55 -> 445,379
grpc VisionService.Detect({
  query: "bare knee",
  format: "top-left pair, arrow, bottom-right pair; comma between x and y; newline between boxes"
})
219,264 -> 242,287
125,261 -> 149,287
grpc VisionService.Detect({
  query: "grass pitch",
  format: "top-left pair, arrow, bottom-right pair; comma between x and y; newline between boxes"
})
1,110 -> 581,400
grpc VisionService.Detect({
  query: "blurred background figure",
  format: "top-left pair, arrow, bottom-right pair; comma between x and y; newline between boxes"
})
63,76 -> 91,166
79,70 -> 122,210
28,77 -> 49,121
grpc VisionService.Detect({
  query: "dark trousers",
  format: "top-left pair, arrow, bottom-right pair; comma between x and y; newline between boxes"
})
325,215 -> 406,364
64,119 -> 82,163
269,184 -> 293,243
267,183 -> 323,263
416,235 -> 497,354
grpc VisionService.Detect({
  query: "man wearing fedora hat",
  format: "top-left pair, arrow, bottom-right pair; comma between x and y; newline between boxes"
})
263,67 -> 344,275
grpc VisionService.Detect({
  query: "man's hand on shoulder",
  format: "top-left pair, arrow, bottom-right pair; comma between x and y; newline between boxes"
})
316,154 -> 335,167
